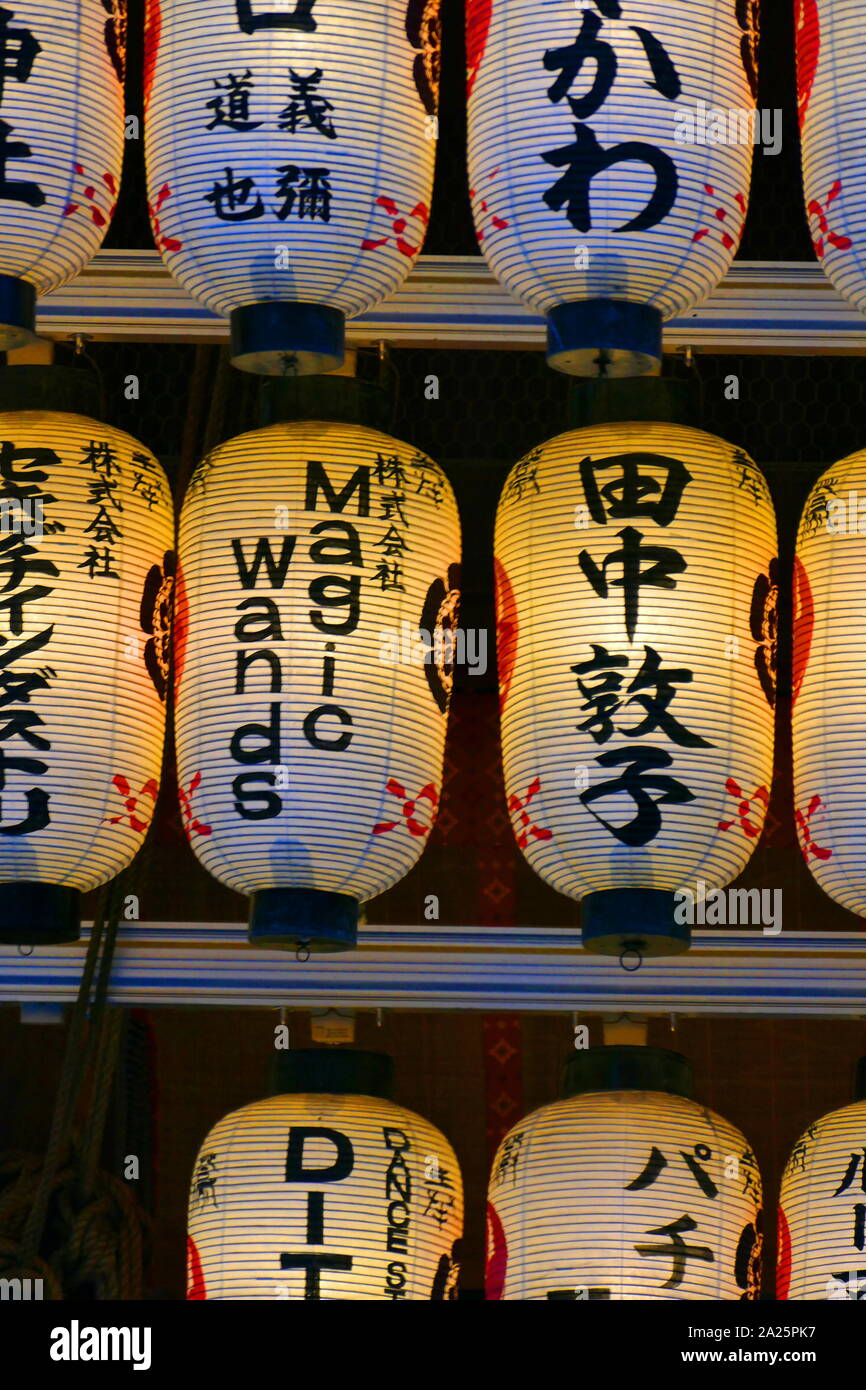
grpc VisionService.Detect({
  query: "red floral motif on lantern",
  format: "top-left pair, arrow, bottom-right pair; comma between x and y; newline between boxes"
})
104,775 -> 159,834
466,0 -> 493,98
62,166 -> 117,229
186,1236 -> 206,1300
717,777 -> 769,839
508,777 -> 553,851
470,166 -> 509,244
692,186 -> 747,252
795,793 -> 832,862
143,0 -> 161,112
149,183 -> 183,255
361,197 -> 429,259
791,555 -> 813,709
484,1200 -> 508,1300
373,778 -> 439,837
494,557 -> 517,711
807,181 -> 852,259
794,0 -> 820,129
179,771 -> 212,839
775,1205 -> 792,1300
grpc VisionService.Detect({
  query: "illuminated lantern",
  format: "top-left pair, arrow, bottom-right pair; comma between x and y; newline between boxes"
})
175,420 -> 460,951
778,1060 -> 866,1301
187,1050 -> 463,1300
0,389 -> 173,944
796,1 -> 866,314
0,2 -> 125,347
486,1047 -> 763,1301
466,0 -> 758,375
145,1 -> 439,373
495,419 -> 776,956
793,450 -> 866,910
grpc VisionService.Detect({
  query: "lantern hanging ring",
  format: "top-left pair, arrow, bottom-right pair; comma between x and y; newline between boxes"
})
619,942 -> 643,973
295,941 -> 311,964
17,942 -> 33,957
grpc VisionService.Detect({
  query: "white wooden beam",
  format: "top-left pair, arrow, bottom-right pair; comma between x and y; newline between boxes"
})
2,925 -> 865,1017
36,253 -> 866,356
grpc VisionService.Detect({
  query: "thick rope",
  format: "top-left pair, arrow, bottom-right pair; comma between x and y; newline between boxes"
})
0,860 -> 150,1298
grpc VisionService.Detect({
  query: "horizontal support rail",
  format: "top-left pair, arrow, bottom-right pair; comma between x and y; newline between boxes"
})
2,924 -> 865,1017
35,254 -> 866,356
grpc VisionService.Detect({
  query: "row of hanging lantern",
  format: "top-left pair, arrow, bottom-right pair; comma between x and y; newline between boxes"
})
0,390 -> 858,954
185,1043 -> 866,1301
1,408 -> 862,958
2,2 -> 866,374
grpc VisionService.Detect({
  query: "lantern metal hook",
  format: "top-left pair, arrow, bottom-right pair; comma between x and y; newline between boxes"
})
619,942 -> 643,973
295,941 -> 311,964
17,942 -> 33,957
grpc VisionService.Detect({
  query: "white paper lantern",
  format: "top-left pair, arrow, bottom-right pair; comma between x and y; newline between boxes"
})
0,1 -> 125,347
495,420 -> 776,954
778,1068 -> 866,1301
187,1050 -> 463,1301
792,450 -> 866,913
466,0 -> 758,375
486,1047 -> 762,1301
145,0 -> 439,373
174,419 -> 460,950
0,405 -> 173,943
796,1 -> 866,316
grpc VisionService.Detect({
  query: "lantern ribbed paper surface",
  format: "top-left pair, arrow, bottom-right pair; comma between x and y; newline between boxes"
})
467,0 -> 757,374
187,1077 -> 463,1300
145,0 -> 439,373
495,422 -> 776,951
792,451 -> 866,912
778,1098 -> 866,1300
0,2 -> 124,345
487,1072 -> 762,1300
175,420 -> 460,950
796,1 -> 866,314
0,410 -> 173,943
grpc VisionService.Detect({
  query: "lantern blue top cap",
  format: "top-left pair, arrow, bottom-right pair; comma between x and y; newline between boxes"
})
563,1046 -> 694,1100
547,298 -> 663,377
230,301 -> 345,376
0,273 -> 37,351
268,1049 -> 395,1100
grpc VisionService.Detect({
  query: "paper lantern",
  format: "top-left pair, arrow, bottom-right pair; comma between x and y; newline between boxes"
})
486,1047 -> 763,1301
145,0 -> 439,373
0,400 -> 173,943
792,450 -> 866,911
466,0 -> 758,375
187,1050 -> 463,1300
495,419 -> 776,955
175,419 -> 460,950
0,1 -> 125,347
796,1 -> 866,315
778,1059 -> 866,1301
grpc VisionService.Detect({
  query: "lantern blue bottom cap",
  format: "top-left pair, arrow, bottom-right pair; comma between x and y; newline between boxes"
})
249,887 -> 359,953
0,274 -> 37,350
581,887 -> 689,959
230,301 -> 345,376
0,881 -> 80,946
546,300 -> 663,377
